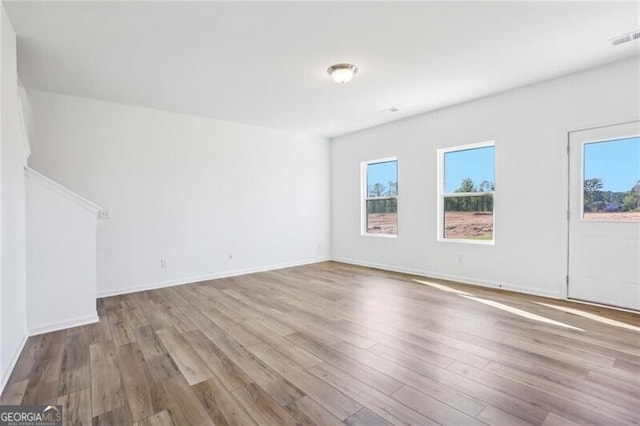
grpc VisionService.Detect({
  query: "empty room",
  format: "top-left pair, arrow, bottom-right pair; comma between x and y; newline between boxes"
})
0,1 -> 639,425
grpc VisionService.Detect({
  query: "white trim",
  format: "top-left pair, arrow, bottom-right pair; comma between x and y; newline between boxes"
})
437,140 -> 495,245
362,156 -> 397,165
365,196 -> 397,201
443,191 -> 494,198
28,313 -> 99,336
97,257 -> 331,298
17,90 -> 31,161
331,256 -> 563,299
436,236 -> 494,246
361,157 -> 398,237
360,233 -> 398,239
24,167 -> 102,215
563,298 -> 640,315
438,140 -> 496,154
0,335 -> 28,396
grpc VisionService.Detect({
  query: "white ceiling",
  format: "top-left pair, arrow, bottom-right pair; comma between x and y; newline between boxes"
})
5,1 -> 640,138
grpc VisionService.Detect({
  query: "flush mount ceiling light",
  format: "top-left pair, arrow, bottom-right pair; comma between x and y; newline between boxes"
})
327,63 -> 358,84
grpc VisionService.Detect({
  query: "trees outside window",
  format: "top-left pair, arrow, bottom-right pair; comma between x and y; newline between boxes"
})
438,142 -> 495,243
583,137 -> 640,221
362,158 -> 398,236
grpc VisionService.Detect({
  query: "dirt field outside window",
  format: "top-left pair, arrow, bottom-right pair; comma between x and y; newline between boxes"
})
444,211 -> 493,240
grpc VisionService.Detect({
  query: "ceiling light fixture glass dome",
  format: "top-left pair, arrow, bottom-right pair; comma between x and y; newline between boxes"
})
327,63 -> 358,84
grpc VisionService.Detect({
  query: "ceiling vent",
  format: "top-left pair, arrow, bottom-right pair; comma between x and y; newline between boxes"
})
610,30 -> 640,46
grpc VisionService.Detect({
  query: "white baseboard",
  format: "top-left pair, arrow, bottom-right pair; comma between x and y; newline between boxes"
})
331,256 -> 563,300
97,257 -> 331,298
0,334 -> 27,396
28,312 -> 99,336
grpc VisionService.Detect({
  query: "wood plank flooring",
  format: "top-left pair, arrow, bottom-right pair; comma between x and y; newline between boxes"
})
2,261 -> 639,425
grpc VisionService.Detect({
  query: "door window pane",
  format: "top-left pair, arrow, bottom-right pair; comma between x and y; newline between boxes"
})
583,137 -> 640,221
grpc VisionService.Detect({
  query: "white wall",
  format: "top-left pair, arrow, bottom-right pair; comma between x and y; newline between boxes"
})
27,91 -> 330,296
18,87 -> 33,158
0,3 -> 4,393
25,168 -> 99,334
1,5 -> 28,392
331,57 -> 640,299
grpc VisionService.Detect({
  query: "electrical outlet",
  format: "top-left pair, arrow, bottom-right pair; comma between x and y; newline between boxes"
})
228,253 -> 233,261
458,255 -> 464,263
160,259 -> 167,269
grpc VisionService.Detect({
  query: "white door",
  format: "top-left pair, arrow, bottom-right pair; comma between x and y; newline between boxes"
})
568,121 -> 640,311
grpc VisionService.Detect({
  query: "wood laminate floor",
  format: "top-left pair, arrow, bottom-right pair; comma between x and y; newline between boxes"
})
2,261 -> 639,425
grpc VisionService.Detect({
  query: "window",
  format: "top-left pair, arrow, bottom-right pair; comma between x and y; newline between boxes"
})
362,158 -> 398,236
583,136 -> 640,221
438,142 -> 495,243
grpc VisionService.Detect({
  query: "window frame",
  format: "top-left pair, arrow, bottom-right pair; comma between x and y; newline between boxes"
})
437,141 -> 495,245
361,157 -> 398,238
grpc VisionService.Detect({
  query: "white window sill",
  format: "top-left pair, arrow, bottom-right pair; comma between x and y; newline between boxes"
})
437,237 -> 494,246
361,233 -> 398,239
